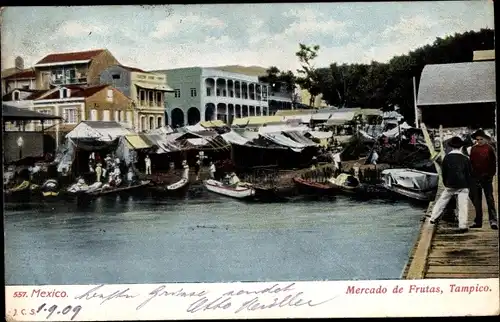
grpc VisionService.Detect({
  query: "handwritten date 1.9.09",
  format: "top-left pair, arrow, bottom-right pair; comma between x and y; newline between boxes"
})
35,303 -> 82,321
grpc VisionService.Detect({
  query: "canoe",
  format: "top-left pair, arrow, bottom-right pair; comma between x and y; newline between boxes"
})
381,169 -> 438,202
4,181 -> 40,202
204,179 -> 255,199
90,180 -> 151,197
292,177 -> 336,196
149,178 -> 189,198
327,174 -> 392,199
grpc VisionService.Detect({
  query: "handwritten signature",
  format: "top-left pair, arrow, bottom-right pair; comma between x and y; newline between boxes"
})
73,283 -> 338,314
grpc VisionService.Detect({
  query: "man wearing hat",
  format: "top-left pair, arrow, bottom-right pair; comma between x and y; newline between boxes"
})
469,129 -> 497,230
429,136 -> 473,233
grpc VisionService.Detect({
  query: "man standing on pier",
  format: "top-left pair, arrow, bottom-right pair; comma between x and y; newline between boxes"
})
469,129 -> 498,230
429,136 -> 473,233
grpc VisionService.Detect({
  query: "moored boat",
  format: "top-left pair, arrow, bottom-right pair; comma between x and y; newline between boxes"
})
381,168 -> 438,202
90,180 -> 151,197
204,179 -> 255,200
292,177 -> 336,196
40,179 -> 60,200
149,178 -> 189,198
328,173 -> 392,199
4,181 -> 40,203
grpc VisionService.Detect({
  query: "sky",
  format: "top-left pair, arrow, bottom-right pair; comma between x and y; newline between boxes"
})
1,2 -> 495,72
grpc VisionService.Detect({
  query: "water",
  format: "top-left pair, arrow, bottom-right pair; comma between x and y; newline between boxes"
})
4,192 -> 425,285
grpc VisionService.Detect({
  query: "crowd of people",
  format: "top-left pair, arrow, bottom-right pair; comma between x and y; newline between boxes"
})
428,129 -> 498,232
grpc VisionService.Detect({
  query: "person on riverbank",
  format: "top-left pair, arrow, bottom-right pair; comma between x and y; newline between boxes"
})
469,129 -> 498,230
209,161 -> 216,179
194,157 -> 202,181
145,155 -> 152,175
95,163 -> 103,182
429,136 -> 472,233
181,160 -> 189,180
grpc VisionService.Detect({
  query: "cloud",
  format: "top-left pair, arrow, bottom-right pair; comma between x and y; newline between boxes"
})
381,15 -> 437,38
150,13 -> 226,38
54,20 -> 107,38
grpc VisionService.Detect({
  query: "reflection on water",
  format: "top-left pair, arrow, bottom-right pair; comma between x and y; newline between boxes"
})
4,192 -> 425,285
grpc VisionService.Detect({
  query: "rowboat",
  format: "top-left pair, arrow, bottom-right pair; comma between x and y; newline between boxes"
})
204,179 -> 255,200
381,168 -> 438,202
292,177 -> 336,196
149,178 -> 189,198
328,173 -> 392,199
40,179 -> 60,200
90,180 -> 151,197
4,181 -> 39,202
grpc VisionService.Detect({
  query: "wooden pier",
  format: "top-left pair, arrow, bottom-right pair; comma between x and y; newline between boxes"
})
402,175 -> 499,279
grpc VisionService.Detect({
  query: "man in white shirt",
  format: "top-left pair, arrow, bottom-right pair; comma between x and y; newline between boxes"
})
229,172 -> 241,186
145,155 -> 152,175
209,161 -> 216,179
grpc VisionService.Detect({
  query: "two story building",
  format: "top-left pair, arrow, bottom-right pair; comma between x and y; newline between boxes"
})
2,68 -> 36,94
153,67 -> 271,128
24,84 -> 133,148
100,64 -> 173,132
34,49 -> 119,90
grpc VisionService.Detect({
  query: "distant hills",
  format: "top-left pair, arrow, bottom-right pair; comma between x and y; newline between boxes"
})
209,65 -> 268,77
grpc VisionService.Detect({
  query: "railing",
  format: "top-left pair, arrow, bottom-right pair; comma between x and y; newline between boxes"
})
51,77 -> 87,85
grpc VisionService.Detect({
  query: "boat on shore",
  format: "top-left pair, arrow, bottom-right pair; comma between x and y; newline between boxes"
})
328,173 -> 392,199
204,179 -> 255,200
149,178 -> 189,198
4,181 -> 39,203
90,180 -> 151,197
381,168 -> 438,202
292,177 -> 336,196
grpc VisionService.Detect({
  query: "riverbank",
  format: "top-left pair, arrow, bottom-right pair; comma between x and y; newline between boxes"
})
402,175 -> 499,279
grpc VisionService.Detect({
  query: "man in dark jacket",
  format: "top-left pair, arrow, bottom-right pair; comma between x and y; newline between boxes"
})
469,129 -> 498,230
429,136 -> 473,233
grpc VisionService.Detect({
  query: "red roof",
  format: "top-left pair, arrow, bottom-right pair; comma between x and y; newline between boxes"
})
4,69 -> 36,80
119,65 -> 146,73
36,49 -> 105,65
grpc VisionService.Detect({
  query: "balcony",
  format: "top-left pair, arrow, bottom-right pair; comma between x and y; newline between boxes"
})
52,77 -> 87,85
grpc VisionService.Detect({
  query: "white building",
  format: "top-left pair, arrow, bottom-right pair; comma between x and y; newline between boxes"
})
153,67 -> 270,127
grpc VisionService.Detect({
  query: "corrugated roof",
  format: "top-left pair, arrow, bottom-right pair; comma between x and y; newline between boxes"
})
36,49 -> 105,65
2,103 -> 62,121
417,62 -> 496,106
221,131 -> 250,145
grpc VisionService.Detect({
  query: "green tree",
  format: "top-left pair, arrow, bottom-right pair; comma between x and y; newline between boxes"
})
296,43 -> 321,107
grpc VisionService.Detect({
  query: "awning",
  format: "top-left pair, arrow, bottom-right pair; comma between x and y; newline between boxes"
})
124,134 -> 152,150
311,112 -> 332,121
284,131 -> 318,146
258,124 -> 309,134
232,115 -> 284,126
325,111 -> 357,125
221,131 -> 251,145
186,138 -> 209,146
261,132 -> 306,152
144,134 -> 181,153
135,82 -> 174,92
200,120 -> 225,128
307,131 -> 333,139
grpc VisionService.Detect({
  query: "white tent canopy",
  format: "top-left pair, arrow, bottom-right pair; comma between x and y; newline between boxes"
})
65,121 -> 133,141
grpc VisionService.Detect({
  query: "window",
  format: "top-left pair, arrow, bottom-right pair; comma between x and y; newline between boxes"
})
157,117 -> 162,128
112,74 -> 121,80
229,90 -> 234,98
137,75 -> 146,79
62,108 -> 78,124
90,109 -> 98,121
190,88 -> 197,97
103,110 -> 110,121
156,77 -> 164,81
12,91 -> 20,101
139,90 -> 146,102
206,88 -> 212,96
37,109 -> 53,125
156,92 -> 162,106
174,89 -> 181,98
60,88 -> 69,99
106,89 -> 113,102
22,85 -> 30,90
115,110 -> 120,121
216,89 -> 220,96
120,111 -> 125,122
148,76 -> 155,80
222,90 -> 227,97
